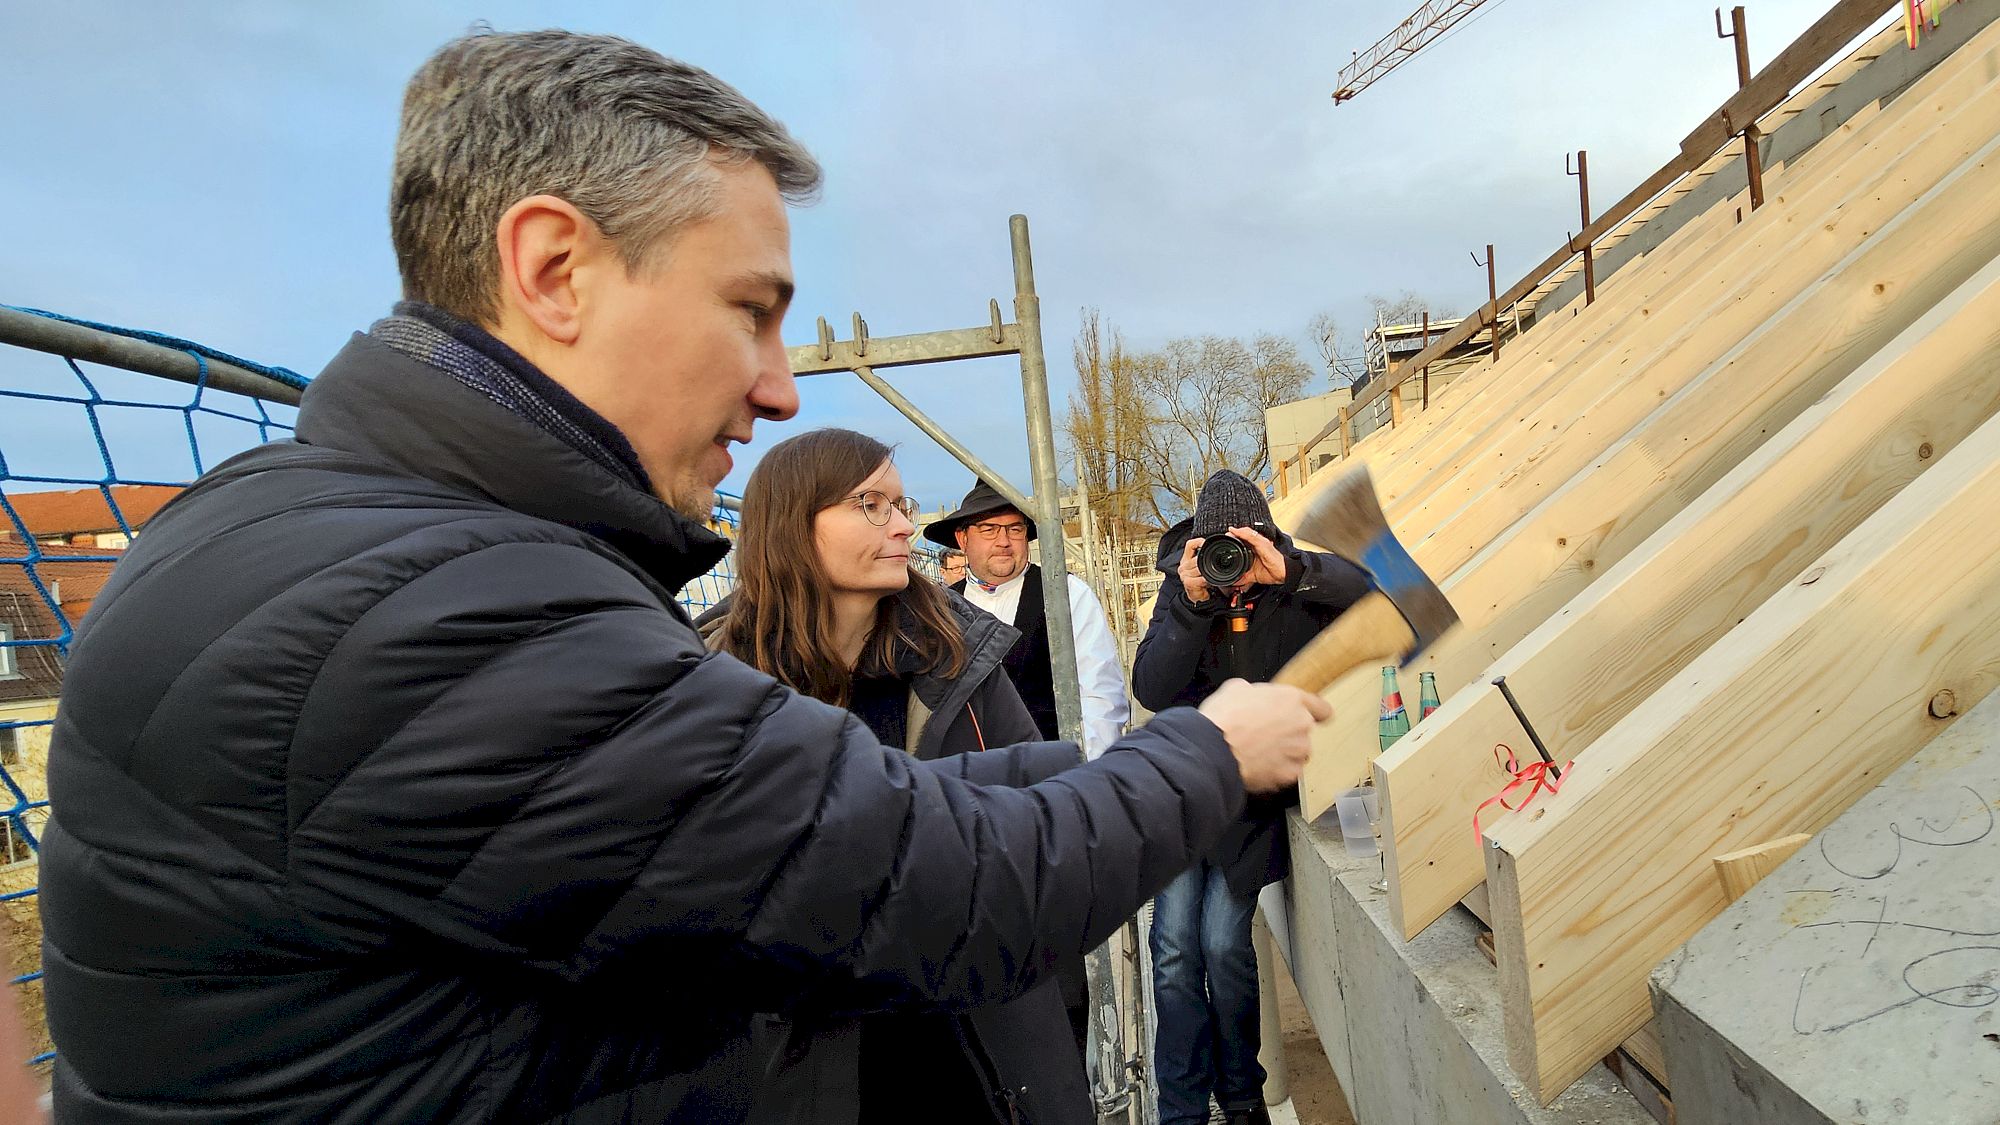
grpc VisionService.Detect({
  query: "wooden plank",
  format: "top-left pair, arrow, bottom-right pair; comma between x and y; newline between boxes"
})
1296,22 -> 2000,819
1304,66 -> 2000,822
1621,1021 -> 1669,1089
1345,11 -> 1918,492
1428,85 -> 2000,628
1609,1043 -> 1676,1125
1389,80 -> 2000,545
1460,881 -> 1491,926
1712,834 -> 1812,903
1359,179 -> 1754,512
1378,249 -> 2000,938
1370,119 -> 1813,499
1335,0 -> 1900,428
1374,74 -> 1955,523
1485,405 -> 2000,1103
1690,0 -> 1897,161
1284,118 -> 1821,527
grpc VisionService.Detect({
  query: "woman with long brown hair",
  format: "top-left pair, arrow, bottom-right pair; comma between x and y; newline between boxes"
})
709,427 -> 1090,1125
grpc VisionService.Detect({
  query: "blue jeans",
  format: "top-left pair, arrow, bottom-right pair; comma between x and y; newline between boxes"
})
1150,862 -> 1265,1125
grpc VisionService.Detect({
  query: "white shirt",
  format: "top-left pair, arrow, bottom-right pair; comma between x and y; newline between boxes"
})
962,568 -> 1131,761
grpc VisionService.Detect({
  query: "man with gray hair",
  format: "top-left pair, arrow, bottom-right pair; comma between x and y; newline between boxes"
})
40,29 -> 1329,1124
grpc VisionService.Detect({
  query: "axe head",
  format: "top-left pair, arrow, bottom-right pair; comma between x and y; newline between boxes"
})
1289,464 -> 1458,662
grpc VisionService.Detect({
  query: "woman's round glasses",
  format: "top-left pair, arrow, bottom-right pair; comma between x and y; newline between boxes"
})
844,491 -> 921,526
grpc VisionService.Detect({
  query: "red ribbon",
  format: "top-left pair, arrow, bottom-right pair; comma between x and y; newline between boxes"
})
1472,744 -> 1575,847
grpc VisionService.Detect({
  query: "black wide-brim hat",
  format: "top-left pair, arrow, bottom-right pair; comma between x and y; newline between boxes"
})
922,479 -> 1039,548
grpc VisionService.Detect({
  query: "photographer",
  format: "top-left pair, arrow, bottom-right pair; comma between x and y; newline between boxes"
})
1132,470 -> 1371,1125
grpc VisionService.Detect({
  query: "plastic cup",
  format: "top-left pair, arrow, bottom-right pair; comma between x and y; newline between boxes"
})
1335,786 -> 1380,858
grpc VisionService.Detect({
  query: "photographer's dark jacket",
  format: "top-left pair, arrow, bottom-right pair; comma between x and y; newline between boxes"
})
1131,519 -> 1372,895
39,330 -> 1248,1125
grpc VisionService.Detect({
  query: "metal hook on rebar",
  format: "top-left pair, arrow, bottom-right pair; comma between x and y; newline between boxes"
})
1714,6 -> 1735,40
1491,676 -> 1560,775
816,316 -> 834,361
851,313 -> 869,357
988,299 -> 1004,344
1469,249 -> 1489,268
1564,152 -> 1580,178
1567,148 -> 1597,304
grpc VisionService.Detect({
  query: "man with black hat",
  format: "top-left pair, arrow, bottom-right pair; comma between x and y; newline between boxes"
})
924,481 -> 1129,760
1132,469 -> 1373,1125
924,480 -> 1132,1058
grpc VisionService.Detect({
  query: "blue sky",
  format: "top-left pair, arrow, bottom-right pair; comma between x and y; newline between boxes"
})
1,0 -> 1869,509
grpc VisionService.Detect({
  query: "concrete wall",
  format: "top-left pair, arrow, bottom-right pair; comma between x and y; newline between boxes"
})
1653,688 -> 2000,1125
1279,814 -> 1651,1125
1266,388 -> 1353,476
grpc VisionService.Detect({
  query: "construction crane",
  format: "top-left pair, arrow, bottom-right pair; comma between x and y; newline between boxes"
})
1333,0 -> 1494,104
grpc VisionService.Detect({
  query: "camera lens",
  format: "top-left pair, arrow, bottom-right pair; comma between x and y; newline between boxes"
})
1196,535 -> 1251,586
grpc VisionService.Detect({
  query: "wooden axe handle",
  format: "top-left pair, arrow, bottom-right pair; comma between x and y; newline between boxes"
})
1271,591 -> 1418,694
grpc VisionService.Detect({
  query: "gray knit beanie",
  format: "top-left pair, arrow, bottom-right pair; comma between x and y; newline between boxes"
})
1191,470 -> 1273,540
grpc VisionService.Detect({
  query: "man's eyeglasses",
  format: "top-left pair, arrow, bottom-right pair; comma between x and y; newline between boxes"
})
965,521 -> 1029,541
843,491 -> 921,526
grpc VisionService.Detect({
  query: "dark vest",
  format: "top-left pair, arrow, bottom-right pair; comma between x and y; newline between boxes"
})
955,564 -> 1061,741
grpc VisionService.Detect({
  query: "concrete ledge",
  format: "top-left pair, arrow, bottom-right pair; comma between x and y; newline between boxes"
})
1278,813 -> 1649,1125
1653,690 -> 2000,1125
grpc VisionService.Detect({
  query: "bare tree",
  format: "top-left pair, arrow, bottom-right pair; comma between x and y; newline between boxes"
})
1065,309 -> 1148,528
1066,308 -> 1112,501
1127,336 -> 1246,526
1067,316 -> 1310,530
1366,290 -> 1454,329
1307,311 -> 1367,388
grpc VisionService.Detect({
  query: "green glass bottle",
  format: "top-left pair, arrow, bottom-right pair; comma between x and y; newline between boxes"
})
1378,666 -> 1412,750
1418,671 -> 1441,722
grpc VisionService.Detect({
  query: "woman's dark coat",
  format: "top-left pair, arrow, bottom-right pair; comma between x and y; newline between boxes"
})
704,593 -> 1094,1124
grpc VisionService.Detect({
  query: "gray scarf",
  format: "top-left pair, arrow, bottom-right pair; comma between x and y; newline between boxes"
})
367,302 -> 652,492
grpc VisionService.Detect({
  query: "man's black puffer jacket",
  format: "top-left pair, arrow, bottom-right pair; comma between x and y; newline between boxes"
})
39,333 -> 1245,1124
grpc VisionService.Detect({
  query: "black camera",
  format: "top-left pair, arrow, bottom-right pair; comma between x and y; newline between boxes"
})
1195,522 -> 1275,587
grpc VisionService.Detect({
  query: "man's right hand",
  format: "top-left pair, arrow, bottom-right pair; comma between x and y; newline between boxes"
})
1197,679 -> 1332,793
1177,538 -> 1212,604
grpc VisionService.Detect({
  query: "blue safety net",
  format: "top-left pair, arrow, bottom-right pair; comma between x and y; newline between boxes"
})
0,308 -> 757,1071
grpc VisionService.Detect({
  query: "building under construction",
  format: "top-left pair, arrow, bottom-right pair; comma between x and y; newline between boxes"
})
2,1 -> 1999,1123
1263,0 -> 2000,1120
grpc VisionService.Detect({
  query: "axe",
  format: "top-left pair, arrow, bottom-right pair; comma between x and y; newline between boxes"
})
1272,464 -> 1458,692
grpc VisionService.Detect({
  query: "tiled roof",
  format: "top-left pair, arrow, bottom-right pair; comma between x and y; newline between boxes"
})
1,485 -> 182,538
0,548 -> 120,702
0,578 -> 67,705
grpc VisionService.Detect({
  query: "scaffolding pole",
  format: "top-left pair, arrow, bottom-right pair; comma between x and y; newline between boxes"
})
0,305 -> 305,406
